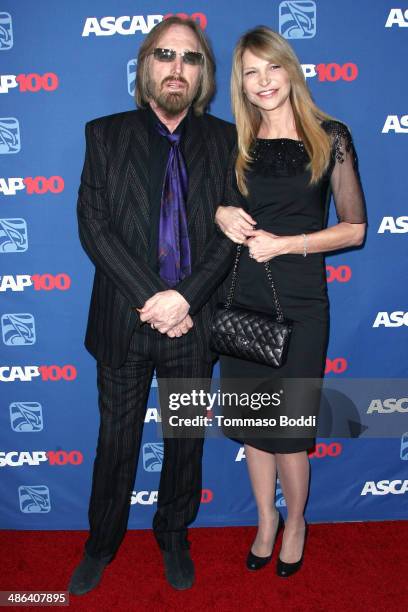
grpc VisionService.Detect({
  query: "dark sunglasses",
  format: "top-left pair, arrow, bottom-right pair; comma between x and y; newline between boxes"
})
152,47 -> 204,66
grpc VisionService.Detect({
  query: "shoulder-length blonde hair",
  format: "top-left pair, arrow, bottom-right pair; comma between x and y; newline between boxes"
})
232,26 -> 334,195
135,16 -> 215,116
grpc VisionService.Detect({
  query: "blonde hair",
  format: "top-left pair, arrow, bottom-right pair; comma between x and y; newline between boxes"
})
135,16 -> 215,116
231,26 -> 334,195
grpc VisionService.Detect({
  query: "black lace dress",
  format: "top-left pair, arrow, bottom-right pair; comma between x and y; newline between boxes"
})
220,121 -> 367,453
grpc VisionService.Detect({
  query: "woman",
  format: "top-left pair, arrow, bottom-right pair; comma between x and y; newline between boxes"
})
216,27 -> 367,577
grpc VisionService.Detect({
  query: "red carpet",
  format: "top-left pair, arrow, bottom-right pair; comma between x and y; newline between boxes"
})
1,522 -> 407,611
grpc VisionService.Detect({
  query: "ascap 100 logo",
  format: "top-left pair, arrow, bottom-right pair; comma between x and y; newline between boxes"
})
235,442 -> 342,462
373,312 -> 408,327
0,274 -> 72,292
378,216 -> 408,233
0,365 -> 77,382
302,63 -> 358,82
19,485 -> 51,513
279,1 -> 316,39
382,115 -> 408,133
401,433 -> 408,460
0,176 -> 64,196
0,450 -> 83,467
127,60 -> 137,97
275,480 -> 286,507
131,488 -> 213,505
308,443 -> 343,458
143,442 -> 163,472
82,12 -> 207,36
385,8 -> 408,27
144,408 -> 161,423
0,12 -> 13,50
2,313 -> 36,346
10,402 -> 43,432
361,480 -> 408,495
367,398 -> 408,414
0,73 -> 59,94
325,358 -> 348,374
0,219 -> 28,252
326,265 -> 351,283
0,118 -> 21,154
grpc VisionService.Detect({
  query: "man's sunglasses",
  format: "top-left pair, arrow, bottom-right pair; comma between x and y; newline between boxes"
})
152,48 -> 204,66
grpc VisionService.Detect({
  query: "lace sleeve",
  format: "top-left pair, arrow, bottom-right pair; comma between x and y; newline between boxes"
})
223,146 -> 247,208
327,122 -> 367,224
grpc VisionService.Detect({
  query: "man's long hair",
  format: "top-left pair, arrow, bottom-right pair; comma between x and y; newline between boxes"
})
135,16 -> 215,116
231,26 -> 334,195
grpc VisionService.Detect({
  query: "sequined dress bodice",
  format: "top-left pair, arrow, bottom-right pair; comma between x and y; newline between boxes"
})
229,121 -> 366,322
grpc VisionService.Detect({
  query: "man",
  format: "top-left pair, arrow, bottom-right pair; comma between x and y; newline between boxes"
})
68,16 -> 236,594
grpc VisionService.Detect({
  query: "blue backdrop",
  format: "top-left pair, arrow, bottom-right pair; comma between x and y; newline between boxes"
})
1,1 -> 407,529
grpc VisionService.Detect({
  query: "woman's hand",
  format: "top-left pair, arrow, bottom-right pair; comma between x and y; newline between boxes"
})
246,229 -> 292,262
215,206 -> 257,243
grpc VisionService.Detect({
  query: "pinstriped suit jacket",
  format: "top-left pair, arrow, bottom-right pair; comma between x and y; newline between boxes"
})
77,108 -> 237,367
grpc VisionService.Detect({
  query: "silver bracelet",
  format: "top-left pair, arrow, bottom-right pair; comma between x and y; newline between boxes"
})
302,233 -> 308,257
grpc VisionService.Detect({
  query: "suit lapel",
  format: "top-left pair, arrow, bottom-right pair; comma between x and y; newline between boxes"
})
123,109 -> 207,246
184,113 -> 206,230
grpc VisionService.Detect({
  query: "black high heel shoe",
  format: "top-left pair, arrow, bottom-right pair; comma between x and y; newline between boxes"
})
276,521 -> 308,577
246,511 -> 284,571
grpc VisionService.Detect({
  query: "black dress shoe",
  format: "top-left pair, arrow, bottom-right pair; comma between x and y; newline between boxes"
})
162,549 -> 195,590
246,512 -> 284,571
277,521 -> 308,578
68,553 -> 111,595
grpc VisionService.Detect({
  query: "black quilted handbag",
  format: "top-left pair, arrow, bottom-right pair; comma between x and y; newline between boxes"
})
210,245 -> 293,367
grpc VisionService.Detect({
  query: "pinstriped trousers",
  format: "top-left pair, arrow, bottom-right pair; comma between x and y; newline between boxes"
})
84,324 -> 213,559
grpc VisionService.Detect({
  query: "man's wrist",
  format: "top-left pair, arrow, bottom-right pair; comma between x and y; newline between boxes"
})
174,290 -> 190,311
175,277 -> 192,314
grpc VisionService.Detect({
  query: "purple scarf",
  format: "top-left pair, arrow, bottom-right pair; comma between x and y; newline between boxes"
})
156,122 -> 191,287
